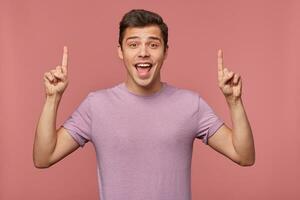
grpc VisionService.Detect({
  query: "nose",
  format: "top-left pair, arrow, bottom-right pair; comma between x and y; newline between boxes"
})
138,45 -> 150,58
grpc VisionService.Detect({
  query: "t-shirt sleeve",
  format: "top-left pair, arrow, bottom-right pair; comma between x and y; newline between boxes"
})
61,93 -> 93,148
195,95 -> 224,145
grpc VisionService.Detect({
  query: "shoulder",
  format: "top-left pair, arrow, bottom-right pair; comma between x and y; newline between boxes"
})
168,83 -> 200,100
166,83 -> 202,108
85,83 -> 121,104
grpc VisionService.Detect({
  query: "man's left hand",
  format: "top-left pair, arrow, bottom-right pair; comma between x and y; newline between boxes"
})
217,49 -> 242,104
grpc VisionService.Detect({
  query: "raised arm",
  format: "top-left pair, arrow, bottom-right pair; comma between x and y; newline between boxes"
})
207,49 -> 255,166
33,46 -> 80,169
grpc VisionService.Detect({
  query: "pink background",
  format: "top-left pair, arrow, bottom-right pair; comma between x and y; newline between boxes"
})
1,0 -> 299,199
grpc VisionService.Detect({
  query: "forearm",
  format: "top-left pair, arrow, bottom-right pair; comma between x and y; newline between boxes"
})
33,95 -> 62,168
227,98 -> 255,165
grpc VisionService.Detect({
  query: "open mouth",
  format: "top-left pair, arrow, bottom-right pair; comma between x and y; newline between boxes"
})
134,63 -> 153,73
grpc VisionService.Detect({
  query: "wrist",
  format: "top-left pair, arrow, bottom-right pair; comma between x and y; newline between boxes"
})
225,96 -> 243,108
45,93 -> 62,105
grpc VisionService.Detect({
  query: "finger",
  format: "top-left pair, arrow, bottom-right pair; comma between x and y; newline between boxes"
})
237,76 -> 242,87
53,71 -> 65,81
56,65 -> 63,73
44,72 -> 55,83
217,49 -> 224,78
55,66 -> 66,79
43,75 -> 51,85
50,69 -> 57,75
51,67 -> 65,81
236,77 -> 242,95
227,71 -> 234,79
49,70 -> 59,83
233,73 -> 240,84
43,73 -> 52,83
223,67 -> 229,75
61,46 -> 68,74
43,76 -> 53,89
219,67 -> 229,85
223,71 -> 234,85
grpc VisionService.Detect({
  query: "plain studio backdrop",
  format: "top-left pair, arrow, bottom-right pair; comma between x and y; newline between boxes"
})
1,0 -> 299,199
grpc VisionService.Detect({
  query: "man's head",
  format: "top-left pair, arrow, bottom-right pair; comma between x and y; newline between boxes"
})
118,9 -> 169,92
119,9 -> 168,52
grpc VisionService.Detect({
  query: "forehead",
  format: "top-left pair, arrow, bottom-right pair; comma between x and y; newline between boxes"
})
123,25 -> 163,41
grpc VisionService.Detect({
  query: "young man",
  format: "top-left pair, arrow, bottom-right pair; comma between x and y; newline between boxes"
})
33,9 -> 255,200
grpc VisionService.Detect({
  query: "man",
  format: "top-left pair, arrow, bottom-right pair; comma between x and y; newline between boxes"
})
33,9 -> 255,200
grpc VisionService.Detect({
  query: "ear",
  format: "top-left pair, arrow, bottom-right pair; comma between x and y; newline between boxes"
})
163,47 -> 168,60
117,45 -> 123,60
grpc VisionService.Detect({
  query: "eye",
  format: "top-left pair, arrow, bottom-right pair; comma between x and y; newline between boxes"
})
128,42 -> 138,48
149,42 -> 159,48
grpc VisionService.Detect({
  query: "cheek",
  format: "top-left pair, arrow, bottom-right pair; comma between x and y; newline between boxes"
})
123,51 -> 135,61
155,53 -> 166,63
152,49 -> 165,59
122,55 -> 135,68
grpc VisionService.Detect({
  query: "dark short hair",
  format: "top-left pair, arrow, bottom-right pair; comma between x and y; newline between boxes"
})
119,9 -> 169,52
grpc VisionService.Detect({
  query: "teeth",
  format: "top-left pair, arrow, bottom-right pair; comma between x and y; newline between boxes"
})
136,63 -> 152,68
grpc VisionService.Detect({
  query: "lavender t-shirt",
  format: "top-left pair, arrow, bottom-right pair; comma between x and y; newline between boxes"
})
62,82 -> 224,200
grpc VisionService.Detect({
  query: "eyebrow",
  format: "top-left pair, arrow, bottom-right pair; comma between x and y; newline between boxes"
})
126,36 -> 162,42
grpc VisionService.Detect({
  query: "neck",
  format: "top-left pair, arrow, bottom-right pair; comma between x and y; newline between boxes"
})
124,79 -> 163,96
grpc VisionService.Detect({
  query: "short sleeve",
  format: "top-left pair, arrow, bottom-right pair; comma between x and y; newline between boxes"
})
195,95 -> 224,145
61,93 -> 93,148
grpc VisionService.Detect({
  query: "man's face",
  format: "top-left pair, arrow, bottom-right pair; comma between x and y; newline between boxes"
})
118,25 -> 168,89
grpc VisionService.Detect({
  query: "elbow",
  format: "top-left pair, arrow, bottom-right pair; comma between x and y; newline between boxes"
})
33,156 -> 50,169
239,159 -> 255,167
34,162 -> 50,169
33,160 -> 50,169
236,146 -> 256,167
238,155 -> 255,167
34,164 -> 49,169
33,148 -> 52,169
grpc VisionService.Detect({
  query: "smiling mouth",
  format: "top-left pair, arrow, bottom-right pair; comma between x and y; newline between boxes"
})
134,63 -> 153,72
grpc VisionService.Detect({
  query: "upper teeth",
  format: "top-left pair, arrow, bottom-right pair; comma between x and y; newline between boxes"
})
136,63 -> 151,67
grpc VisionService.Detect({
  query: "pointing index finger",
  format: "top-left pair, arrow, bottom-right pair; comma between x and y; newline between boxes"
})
62,46 -> 68,73
217,49 -> 224,77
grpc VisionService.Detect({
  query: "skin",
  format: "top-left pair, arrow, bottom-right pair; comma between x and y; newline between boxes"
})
208,50 -> 255,166
118,25 -> 168,96
33,26 -> 255,169
33,46 -> 80,168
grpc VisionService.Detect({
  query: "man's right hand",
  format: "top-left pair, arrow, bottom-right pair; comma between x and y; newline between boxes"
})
34,46 -> 81,169
43,46 -> 69,97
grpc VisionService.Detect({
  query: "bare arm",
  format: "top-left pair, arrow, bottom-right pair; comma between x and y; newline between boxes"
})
207,50 -> 255,166
208,99 -> 255,166
33,46 -> 80,168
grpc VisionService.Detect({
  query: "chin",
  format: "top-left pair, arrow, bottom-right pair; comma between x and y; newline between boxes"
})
134,78 -> 154,88
136,80 -> 152,87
